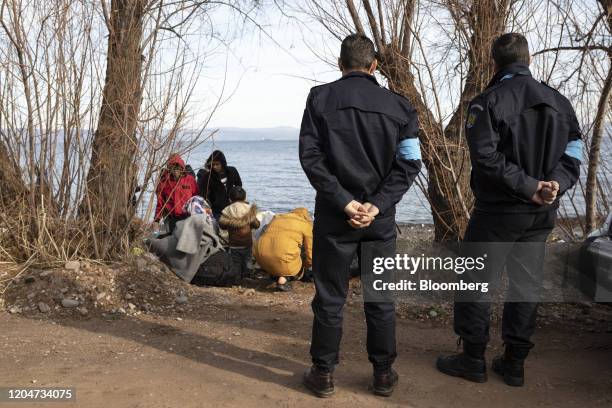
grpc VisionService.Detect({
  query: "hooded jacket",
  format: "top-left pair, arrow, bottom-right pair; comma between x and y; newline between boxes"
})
252,208 -> 313,277
218,201 -> 260,247
196,150 -> 242,215
155,154 -> 199,221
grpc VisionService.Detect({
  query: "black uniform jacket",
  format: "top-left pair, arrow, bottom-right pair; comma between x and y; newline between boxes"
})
299,71 -> 422,217
466,63 -> 582,213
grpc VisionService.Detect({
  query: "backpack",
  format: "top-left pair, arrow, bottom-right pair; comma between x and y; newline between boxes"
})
192,249 -> 238,287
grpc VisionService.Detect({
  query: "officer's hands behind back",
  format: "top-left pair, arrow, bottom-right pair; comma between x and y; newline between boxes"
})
531,181 -> 559,205
345,200 -> 379,229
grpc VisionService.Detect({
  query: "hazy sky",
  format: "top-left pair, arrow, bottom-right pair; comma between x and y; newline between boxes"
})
197,7 -> 339,129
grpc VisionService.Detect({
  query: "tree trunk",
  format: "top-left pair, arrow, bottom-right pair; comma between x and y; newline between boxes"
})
433,0 -> 510,239
0,141 -> 26,208
84,0 -> 146,258
376,0 -> 508,240
376,52 -> 457,240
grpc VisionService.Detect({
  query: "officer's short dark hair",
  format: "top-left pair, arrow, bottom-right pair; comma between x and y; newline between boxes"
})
229,186 -> 246,202
491,33 -> 530,68
340,34 -> 376,70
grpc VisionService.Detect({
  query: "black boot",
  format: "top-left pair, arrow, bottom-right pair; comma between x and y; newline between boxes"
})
492,347 -> 526,387
303,366 -> 334,398
371,368 -> 399,397
436,341 -> 487,383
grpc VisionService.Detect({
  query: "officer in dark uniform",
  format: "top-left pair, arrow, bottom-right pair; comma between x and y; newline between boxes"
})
298,34 -> 421,397
436,33 -> 582,387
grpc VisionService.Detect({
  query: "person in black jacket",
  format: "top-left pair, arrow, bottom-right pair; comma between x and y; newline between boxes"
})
436,33 -> 582,387
299,34 -> 421,398
196,150 -> 242,219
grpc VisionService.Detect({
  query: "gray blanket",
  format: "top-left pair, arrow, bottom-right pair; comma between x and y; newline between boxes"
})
149,215 -> 223,282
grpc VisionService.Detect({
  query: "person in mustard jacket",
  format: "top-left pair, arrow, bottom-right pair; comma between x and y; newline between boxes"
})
253,208 -> 313,291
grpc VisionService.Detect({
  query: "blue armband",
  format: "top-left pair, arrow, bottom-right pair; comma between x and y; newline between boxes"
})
397,138 -> 421,161
565,139 -> 583,162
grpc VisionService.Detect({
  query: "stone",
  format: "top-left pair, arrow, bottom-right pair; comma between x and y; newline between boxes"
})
175,295 -> 188,304
61,299 -> 79,308
39,270 -> 53,277
77,307 -> 88,316
38,302 -> 50,313
9,306 -> 21,314
128,303 -> 136,310
60,287 -> 68,294
96,292 -> 106,300
429,310 -> 438,318
118,307 -> 126,314
65,261 -> 80,272
125,293 -> 134,300
27,293 -> 36,300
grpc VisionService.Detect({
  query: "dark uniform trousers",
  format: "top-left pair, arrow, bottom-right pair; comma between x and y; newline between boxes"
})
310,209 -> 397,372
454,209 -> 557,358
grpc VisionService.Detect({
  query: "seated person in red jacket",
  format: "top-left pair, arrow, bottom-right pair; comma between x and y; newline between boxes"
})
155,154 -> 199,233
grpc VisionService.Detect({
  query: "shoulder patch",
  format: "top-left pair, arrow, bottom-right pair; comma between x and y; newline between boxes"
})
466,103 -> 484,129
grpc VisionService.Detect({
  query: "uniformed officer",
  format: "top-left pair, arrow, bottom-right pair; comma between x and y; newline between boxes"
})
436,33 -> 582,386
298,34 -> 421,397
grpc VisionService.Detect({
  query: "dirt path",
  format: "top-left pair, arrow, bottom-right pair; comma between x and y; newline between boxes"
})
1,284 -> 611,408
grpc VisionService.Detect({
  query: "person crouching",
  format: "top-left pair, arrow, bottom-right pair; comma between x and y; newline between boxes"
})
218,187 -> 260,280
252,208 -> 313,292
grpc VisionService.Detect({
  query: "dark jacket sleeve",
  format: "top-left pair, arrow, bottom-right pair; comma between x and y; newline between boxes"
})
466,97 -> 540,202
227,167 -> 242,187
367,108 -> 422,214
298,90 -> 354,212
545,111 -> 582,194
